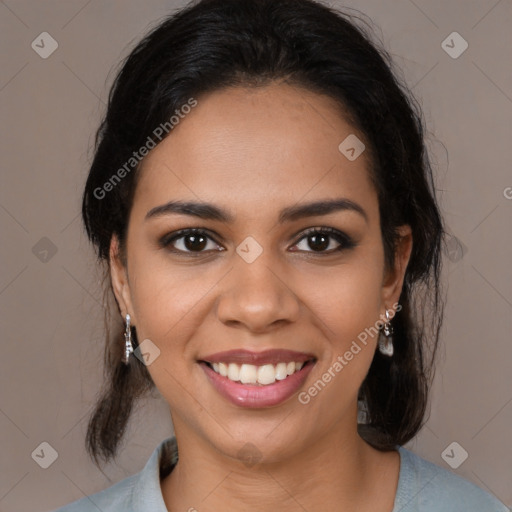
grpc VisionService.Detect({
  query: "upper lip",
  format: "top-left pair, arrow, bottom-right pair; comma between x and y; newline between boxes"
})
199,349 -> 316,366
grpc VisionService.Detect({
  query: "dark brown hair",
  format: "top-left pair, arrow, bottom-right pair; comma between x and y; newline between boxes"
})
82,0 -> 445,468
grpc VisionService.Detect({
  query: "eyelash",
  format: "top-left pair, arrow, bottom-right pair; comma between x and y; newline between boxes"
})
159,227 -> 356,256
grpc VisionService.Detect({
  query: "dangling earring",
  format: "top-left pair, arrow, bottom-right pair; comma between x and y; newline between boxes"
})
123,313 -> 134,364
378,309 -> 394,357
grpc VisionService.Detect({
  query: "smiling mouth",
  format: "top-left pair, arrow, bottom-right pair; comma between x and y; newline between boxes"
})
200,359 -> 316,386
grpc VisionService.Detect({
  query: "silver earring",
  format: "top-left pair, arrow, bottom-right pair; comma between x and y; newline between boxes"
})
123,314 -> 134,364
378,309 -> 394,357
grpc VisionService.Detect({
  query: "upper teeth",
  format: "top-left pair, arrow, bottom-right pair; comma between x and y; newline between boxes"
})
210,361 -> 305,385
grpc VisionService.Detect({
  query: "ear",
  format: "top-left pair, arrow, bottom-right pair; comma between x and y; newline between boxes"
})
109,234 -> 135,322
381,225 -> 413,309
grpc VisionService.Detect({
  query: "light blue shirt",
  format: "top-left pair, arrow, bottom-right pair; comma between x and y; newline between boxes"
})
51,437 -> 509,511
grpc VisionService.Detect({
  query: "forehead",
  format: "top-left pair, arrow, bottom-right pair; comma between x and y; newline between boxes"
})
132,82 -> 376,219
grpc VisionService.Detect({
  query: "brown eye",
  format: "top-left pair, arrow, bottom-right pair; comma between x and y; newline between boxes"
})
160,228 -> 222,254
181,233 -> 208,251
306,232 -> 330,251
291,227 -> 355,253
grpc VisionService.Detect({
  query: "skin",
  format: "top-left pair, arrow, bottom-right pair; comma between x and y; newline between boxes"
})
110,81 -> 413,511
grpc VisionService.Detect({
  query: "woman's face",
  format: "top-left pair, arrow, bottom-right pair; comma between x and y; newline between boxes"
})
110,82 -> 411,463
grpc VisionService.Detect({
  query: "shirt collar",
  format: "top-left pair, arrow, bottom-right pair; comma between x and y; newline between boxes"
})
131,437 -> 178,511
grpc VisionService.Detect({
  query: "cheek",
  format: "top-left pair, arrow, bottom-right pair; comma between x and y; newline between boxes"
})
126,248 -> 227,382
301,256 -> 384,344
287,259 -> 384,429
126,258 -> 212,407
295,263 -> 383,417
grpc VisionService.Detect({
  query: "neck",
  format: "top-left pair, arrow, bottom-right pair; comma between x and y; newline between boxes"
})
161,410 -> 399,511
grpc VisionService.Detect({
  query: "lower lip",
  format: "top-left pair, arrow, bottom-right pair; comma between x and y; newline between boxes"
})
200,362 -> 315,408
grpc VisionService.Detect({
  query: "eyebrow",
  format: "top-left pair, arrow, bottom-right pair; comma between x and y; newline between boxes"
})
145,198 -> 368,224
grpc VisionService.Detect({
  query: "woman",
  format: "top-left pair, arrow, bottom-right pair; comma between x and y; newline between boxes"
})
52,0 -> 508,510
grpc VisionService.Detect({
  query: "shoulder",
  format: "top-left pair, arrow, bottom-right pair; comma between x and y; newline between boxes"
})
394,446 -> 509,512
48,437 -> 177,512
49,473 -> 137,512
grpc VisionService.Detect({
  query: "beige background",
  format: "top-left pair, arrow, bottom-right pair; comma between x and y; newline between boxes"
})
1,0 -> 511,510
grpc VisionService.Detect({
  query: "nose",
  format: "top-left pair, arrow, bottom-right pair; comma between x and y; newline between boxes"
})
215,251 -> 301,333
